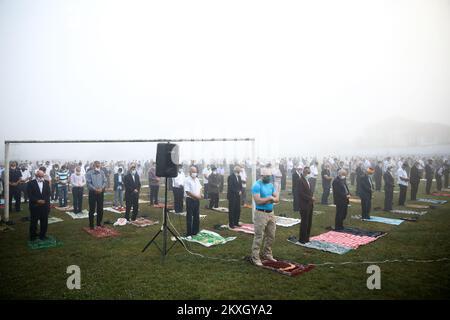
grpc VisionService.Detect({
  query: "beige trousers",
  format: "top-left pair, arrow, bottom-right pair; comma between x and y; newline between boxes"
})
251,211 -> 276,262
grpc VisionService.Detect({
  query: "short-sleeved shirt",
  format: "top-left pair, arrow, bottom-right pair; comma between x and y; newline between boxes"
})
252,180 -> 275,211
184,176 -> 202,199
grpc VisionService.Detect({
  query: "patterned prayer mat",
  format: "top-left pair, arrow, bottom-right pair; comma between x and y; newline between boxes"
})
311,231 -> 382,249
28,236 -> 62,250
431,193 -> 450,197
391,209 -> 427,216
130,218 -> 159,227
351,215 -> 404,225
288,237 -> 352,255
334,227 -> 386,238
222,223 -> 255,234
275,216 -> 301,227
83,226 -> 120,238
418,198 -> 448,204
180,230 -> 236,247
66,210 -> 94,219
406,204 -> 430,209
246,256 -> 315,277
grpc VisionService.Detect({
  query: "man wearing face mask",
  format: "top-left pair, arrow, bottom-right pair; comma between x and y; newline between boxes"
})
383,165 -> 395,211
9,161 -> 22,212
184,167 -> 203,236
86,161 -> 107,229
397,162 -> 409,206
227,166 -> 243,229
124,164 -> 141,221
27,170 -> 51,241
298,166 -> 315,243
332,169 -> 351,230
251,167 -> 279,266
70,166 -> 86,214
360,167 -> 374,219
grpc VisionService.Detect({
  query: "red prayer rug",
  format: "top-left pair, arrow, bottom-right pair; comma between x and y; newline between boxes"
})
83,226 -> 120,238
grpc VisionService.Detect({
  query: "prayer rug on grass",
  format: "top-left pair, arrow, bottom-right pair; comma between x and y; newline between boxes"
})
180,230 -> 236,247
351,215 -> 404,225
287,237 -> 352,255
83,226 -> 120,238
245,256 -> 314,277
212,207 -> 229,213
349,198 -> 361,204
431,193 -> 450,197
275,216 -> 301,227
66,210 -> 94,219
406,204 -> 430,209
130,218 -> 159,227
391,209 -> 427,216
310,230 -> 383,249
281,198 -> 294,202
418,198 -> 448,204
334,227 -> 386,238
28,236 -> 62,250
221,223 -> 254,234
171,211 -> 207,219
104,207 -> 125,214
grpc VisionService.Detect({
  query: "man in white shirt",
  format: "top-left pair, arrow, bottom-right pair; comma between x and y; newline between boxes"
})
184,167 -> 203,236
70,166 -> 86,214
202,165 -> 211,200
397,162 -> 409,206
309,161 -> 319,195
172,166 -> 185,213
19,165 -> 31,203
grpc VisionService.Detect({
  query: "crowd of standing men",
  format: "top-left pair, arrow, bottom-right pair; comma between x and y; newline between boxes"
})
0,155 -> 448,257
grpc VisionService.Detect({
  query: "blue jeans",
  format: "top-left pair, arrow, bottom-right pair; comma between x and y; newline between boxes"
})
59,185 -> 68,207
114,188 -> 123,207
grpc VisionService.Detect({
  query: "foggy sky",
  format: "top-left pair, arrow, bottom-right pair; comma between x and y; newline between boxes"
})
1,0 -> 449,161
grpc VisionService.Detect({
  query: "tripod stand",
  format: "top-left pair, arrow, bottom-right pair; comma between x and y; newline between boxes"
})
142,177 -> 187,261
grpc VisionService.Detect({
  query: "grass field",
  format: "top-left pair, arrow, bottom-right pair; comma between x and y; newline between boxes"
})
1,178 -> 450,300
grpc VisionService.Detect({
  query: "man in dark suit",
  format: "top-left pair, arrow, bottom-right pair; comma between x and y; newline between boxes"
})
207,166 -> 220,209
355,163 -> 364,197
444,159 -> 449,189
409,162 -> 421,201
374,161 -> 383,191
321,164 -> 332,205
292,166 -> 301,212
383,166 -> 395,211
298,166 -> 314,243
425,159 -> 434,194
27,170 -> 51,241
9,161 -> 22,212
227,166 -> 242,228
360,168 -> 374,219
332,169 -> 350,230
124,164 -> 141,221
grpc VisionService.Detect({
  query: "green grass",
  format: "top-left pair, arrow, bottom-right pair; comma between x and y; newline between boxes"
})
1,179 -> 450,300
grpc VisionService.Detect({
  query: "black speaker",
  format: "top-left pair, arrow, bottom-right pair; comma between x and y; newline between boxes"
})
156,143 -> 179,177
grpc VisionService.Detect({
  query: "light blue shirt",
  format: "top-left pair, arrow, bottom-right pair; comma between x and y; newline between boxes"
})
252,180 -> 275,211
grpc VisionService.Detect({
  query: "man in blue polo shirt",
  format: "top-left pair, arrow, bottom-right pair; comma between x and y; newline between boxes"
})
251,167 -> 279,266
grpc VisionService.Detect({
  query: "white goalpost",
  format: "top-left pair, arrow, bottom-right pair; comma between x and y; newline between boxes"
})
2,138 -> 256,222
